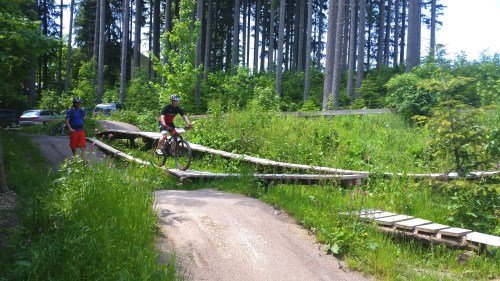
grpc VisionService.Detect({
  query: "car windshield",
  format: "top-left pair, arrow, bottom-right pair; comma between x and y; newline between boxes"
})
22,111 -> 39,117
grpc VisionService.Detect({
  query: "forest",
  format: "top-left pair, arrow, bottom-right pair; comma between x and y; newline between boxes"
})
1,0 -> 500,280
2,0 -> 498,114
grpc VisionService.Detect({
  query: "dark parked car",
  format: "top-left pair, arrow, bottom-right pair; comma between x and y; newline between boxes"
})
0,109 -> 21,128
19,110 -> 63,125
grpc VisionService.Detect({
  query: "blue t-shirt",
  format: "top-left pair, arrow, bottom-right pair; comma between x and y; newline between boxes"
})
66,108 -> 85,131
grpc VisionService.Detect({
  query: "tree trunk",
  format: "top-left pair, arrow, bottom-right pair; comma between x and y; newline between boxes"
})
346,0 -> 357,98
242,0 -> 247,67
393,0 -> 399,67
120,0 -> 130,104
376,0 -> 384,68
268,0 -> 275,71
303,0 -> 313,100
260,0 -> 267,72
316,1 -> 324,68
331,0 -> 346,109
405,0 -> 420,72
93,0 -> 100,65
152,0 -> 160,78
246,0 -> 251,67
384,0 -> 391,65
64,0 -> 75,92
297,0 -> 306,72
253,0 -> 261,73
162,0 -> 171,66
341,4 -> 349,70
430,0 -> 436,57
204,0 -> 213,79
322,0 -> 337,110
57,0 -> 63,95
148,0 -> 152,78
275,0 -> 286,97
355,0 -> 366,97
231,0 -> 241,73
97,0 -> 106,103
399,0 -> 406,65
134,0 -> 141,71
194,0 -> 204,109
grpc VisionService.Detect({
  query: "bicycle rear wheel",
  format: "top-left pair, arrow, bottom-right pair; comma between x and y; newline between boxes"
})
151,139 -> 167,166
173,139 -> 192,171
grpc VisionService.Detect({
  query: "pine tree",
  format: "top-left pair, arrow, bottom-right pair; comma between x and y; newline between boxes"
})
304,0 -> 314,100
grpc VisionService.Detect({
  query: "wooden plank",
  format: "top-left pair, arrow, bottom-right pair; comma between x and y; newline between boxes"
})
374,215 -> 414,226
415,223 -> 450,235
87,138 -> 150,166
466,232 -> 500,247
395,218 -> 432,230
359,212 -> 396,221
438,227 -> 472,238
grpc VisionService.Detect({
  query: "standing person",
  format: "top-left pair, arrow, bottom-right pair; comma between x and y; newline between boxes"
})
156,94 -> 193,154
66,97 -> 86,158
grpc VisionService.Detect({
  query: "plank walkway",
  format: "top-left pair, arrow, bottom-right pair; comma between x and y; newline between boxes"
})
352,209 -> 500,251
87,138 -> 366,185
95,129 -> 500,180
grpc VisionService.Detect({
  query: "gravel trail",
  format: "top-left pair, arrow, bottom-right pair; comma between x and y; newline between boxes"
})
155,189 -> 370,281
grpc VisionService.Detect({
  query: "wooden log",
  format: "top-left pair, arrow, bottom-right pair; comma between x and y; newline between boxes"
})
87,138 -> 150,166
95,129 -> 500,180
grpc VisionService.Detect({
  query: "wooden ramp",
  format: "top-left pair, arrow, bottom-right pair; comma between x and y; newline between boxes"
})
351,209 -> 500,252
87,138 -> 366,185
95,129 -> 500,180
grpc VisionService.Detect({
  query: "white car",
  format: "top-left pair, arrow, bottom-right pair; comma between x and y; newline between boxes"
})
19,110 -> 63,125
93,103 -> 118,116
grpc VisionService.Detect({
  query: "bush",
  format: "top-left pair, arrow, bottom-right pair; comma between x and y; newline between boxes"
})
127,70 -> 160,112
385,73 -> 435,121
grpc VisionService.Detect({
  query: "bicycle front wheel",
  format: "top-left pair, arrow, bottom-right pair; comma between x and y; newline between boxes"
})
173,139 -> 192,171
151,139 -> 167,167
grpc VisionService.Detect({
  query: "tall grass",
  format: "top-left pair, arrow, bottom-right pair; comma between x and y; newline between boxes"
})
0,131 -> 179,280
190,108 -> 499,174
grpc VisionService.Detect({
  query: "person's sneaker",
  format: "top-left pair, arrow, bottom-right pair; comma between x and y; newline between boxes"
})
156,148 -> 163,155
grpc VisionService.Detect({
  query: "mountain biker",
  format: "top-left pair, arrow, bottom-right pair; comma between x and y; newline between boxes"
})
156,94 -> 193,155
66,97 -> 86,158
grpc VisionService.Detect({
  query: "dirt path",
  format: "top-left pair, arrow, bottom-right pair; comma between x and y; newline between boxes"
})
29,120 -> 139,168
155,189 -> 370,281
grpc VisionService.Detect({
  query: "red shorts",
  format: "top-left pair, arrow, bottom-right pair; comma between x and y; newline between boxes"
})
70,130 -> 86,149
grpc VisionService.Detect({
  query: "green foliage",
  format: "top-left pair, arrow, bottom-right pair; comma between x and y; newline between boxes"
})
72,60 -> 97,108
439,180 -> 500,235
127,70 -> 160,112
359,66 -> 399,108
1,132 -> 177,280
0,1 -> 56,108
38,90 -> 73,112
385,73 -> 436,121
156,0 -> 199,113
205,68 -> 256,110
415,103 -> 493,176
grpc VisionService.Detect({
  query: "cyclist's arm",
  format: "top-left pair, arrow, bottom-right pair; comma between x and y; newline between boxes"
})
160,115 -> 167,128
181,115 -> 192,128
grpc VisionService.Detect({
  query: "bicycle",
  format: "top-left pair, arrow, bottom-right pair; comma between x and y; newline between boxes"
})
151,127 -> 192,170
49,122 -> 69,136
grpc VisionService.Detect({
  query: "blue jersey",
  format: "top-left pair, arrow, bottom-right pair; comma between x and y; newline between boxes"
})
66,108 -> 85,131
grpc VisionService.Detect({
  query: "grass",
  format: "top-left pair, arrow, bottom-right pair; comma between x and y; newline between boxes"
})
0,131 -> 181,281
70,108 -> 499,280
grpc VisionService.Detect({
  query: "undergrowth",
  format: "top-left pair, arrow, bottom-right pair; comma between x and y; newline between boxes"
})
0,131 -> 180,280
